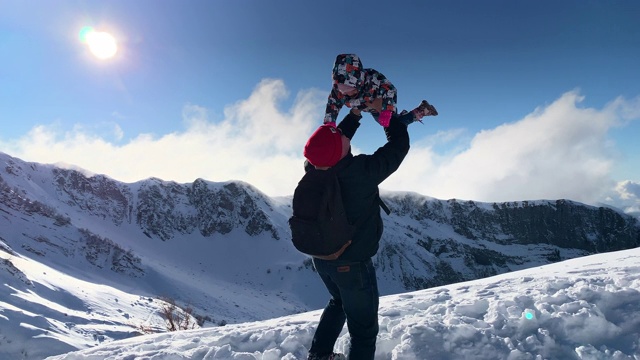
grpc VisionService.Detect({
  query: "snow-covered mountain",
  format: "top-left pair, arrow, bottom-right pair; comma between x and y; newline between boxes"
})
1,151 -> 639,359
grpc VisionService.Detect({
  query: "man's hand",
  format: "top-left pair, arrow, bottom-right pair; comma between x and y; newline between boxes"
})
350,108 -> 362,116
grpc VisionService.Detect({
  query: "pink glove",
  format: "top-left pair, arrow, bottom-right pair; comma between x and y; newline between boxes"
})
378,110 -> 392,127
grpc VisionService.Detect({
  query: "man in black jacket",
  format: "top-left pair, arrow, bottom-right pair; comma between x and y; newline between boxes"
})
304,108 -> 411,360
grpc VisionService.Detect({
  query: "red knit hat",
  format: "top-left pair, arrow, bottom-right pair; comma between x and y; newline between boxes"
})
304,124 -> 343,167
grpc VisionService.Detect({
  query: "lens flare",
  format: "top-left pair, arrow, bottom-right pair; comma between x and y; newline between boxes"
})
524,311 -> 534,320
79,26 -> 94,43
79,26 -> 118,59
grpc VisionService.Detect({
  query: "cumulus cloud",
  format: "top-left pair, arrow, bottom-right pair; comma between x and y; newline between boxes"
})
0,79 -> 323,197
605,180 -> 640,218
387,91 -> 638,208
1,82 -> 639,217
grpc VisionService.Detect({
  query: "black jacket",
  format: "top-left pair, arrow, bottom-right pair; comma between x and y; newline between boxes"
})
332,112 -> 410,261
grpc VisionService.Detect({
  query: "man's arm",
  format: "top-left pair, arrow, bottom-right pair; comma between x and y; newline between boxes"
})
337,110 -> 362,140
366,115 -> 410,184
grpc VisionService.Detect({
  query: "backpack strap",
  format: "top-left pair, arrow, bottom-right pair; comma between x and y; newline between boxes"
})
378,198 -> 391,215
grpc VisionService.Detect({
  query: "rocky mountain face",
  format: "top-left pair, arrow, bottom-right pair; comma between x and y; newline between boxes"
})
375,193 -> 640,291
2,151 -> 640,300
50,166 -> 280,242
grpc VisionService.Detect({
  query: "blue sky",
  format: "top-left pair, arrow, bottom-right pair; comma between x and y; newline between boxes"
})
1,0 -> 639,214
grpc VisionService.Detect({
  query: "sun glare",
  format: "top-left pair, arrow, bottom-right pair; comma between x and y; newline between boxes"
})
80,26 -> 118,60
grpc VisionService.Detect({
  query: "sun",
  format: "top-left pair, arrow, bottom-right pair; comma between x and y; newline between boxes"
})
80,26 -> 118,60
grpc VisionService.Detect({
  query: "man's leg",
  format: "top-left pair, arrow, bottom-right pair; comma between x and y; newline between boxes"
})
309,259 -> 347,357
327,259 -> 379,360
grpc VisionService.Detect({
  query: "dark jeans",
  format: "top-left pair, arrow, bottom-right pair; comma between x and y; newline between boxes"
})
309,257 -> 379,360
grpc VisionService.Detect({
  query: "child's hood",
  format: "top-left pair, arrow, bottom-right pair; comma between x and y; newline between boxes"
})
332,54 -> 365,89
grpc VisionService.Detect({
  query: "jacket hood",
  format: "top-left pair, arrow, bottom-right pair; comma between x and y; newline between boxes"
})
332,54 -> 364,89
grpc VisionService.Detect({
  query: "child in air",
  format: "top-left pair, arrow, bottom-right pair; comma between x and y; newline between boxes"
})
324,53 -> 438,128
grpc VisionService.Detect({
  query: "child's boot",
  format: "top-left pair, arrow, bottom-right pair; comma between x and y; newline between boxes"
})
412,100 -> 438,120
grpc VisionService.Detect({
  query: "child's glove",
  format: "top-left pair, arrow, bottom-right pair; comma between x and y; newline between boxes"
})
378,110 -> 392,127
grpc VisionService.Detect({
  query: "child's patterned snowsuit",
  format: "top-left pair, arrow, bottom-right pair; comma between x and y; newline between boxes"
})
323,54 -> 398,125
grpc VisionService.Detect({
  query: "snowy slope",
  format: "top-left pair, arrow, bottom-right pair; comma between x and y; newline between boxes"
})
0,245 -> 166,359
1,153 -> 325,359
2,152 -> 640,359
46,247 -> 640,359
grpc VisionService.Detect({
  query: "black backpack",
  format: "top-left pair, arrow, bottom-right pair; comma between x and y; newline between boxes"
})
288,160 -> 356,260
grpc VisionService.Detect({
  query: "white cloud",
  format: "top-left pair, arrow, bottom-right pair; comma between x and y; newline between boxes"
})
604,180 -> 640,218
1,83 -> 639,215
386,90 -> 639,208
0,79 -> 323,197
